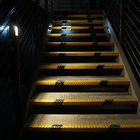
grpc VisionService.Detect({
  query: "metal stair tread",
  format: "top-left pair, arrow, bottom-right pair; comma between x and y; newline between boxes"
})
52,19 -> 107,23
45,51 -> 119,56
36,76 -> 129,80
25,114 -> 140,131
36,76 -> 130,86
32,92 -> 137,105
40,63 -> 124,69
51,26 -> 108,30
48,33 -> 110,37
48,42 -> 114,46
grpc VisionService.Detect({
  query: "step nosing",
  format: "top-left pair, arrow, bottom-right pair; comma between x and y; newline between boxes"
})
35,79 -> 130,86
46,52 -> 119,57
40,63 -> 124,69
48,42 -> 114,46
26,114 -> 140,130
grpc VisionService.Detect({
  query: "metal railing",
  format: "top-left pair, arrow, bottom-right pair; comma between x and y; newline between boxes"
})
105,0 -> 140,85
0,0 -> 48,138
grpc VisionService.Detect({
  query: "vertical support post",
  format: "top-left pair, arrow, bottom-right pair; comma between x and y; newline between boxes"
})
9,18 -> 22,138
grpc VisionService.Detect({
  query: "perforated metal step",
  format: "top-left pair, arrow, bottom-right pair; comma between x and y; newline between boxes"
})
46,52 -> 118,56
35,76 -> 130,92
40,63 -> 123,76
51,26 -> 108,30
26,114 -> 140,132
48,42 -> 114,46
40,63 -> 123,69
52,19 -> 106,24
43,51 -> 118,63
32,92 -> 137,105
36,76 -> 130,85
48,33 -> 110,38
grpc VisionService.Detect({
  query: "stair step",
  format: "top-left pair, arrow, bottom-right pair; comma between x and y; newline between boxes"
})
32,92 -> 137,114
32,93 -> 137,106
40,63 -> 123,76
51,26 -> 108,30
44,52 -> 119,63
48,33 -> 110,38
47,42 -> 114,51
36,76 -> 130,85
52,19 -> 106,24
48,42 -> 114,46
51,26 -> 108,34
32,92 -> 138,105
46,52 -> 119,56
25,114 -> 140,132
40,63 -> 123,69
32,92 -> 134,102
48,33 -> 92,37
35,76 -> 130,92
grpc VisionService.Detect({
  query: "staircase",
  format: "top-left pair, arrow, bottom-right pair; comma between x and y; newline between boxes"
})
24,10 -> 140,139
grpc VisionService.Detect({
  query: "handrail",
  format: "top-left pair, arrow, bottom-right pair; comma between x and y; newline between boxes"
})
0,0 -> 48,138
105,0 -> 140,85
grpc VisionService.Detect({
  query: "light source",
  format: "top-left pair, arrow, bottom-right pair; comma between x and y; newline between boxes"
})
0,26 -> 9,31
48,24 -> 53,33
14,26 -> 19,36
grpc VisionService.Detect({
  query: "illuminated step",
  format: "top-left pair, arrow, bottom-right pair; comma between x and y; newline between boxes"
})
44,52 -> 119,63
47,52 -> 119,57
51,26 -> 108,30
52,19 -> 106,24
51,26 -> 90,30
48,33 -> 92,37
40,63 -> 124,76
32,92 -> 137,106
48,42 -> 114,46
40,63 -> 124,70
36,78 -> 130,86
35,76 -> 130,92
26,114 -> 140,132
48,33 -> 111,38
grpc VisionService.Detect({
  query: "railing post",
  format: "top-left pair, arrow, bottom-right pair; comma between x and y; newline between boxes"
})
9,17 -> 22,138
